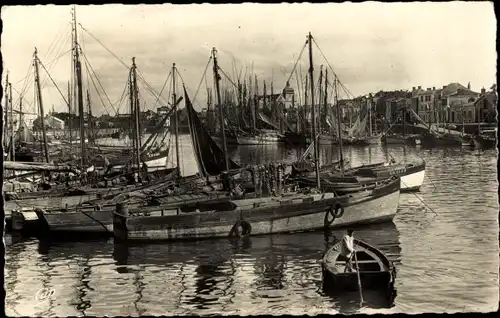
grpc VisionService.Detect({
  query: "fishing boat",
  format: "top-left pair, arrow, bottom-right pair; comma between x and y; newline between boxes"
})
460,134 -> 475,147
381,133 -> 418,146
345,159 -> 426,192
473,129 -> 497,149
321,237 -> 396,302
236,129 -> 284,145
113,175 -> 399,242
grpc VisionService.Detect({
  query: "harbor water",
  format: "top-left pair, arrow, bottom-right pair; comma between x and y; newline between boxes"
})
4,136 -> 499,315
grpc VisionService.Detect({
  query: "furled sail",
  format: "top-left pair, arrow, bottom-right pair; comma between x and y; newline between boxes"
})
257,112 -> 281,131
184,87 -> 240,177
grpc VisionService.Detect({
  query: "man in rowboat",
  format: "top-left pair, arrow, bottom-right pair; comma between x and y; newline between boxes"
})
340,228 -> 356,273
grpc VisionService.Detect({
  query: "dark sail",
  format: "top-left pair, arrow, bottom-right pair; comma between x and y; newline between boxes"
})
184,87 -> 240,177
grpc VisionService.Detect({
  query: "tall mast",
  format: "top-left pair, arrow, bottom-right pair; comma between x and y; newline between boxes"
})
9,82 -> 14,161
131,57 -> 141,168
304,75 -> 309,134
334,76 -> 344,175
68,81 -> 72,147
3,72 -> 8,150
403,97 -> 407,136
33,48 -> 50,163
461,101 -> 465,136
249,75 -> 255,134
128,64 -> 136,165
73,7 -> 85,167
308,32 -> 320,189
324,68 -> 330,135
86,90 -> 93,143
212,47 -> 229,172
19,97 -> 23,145
263,80 -> 267,112
253,75 -> 258,133
172,63 -> 180,176
368,95 -> 373,137
318,65 -> 323,133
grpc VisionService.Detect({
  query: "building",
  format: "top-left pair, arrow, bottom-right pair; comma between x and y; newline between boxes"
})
474,87 -> 497,123
439,83 -> 479,124
411,86 -> 440,123
44,115 -> 65,130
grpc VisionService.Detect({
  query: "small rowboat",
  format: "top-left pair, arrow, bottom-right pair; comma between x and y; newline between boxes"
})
321,238 -> 396,301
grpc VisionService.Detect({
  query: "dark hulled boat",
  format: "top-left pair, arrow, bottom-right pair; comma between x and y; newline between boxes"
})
112,176 -> 400,243
321,238 -> 396,302
473,130 -> 497,149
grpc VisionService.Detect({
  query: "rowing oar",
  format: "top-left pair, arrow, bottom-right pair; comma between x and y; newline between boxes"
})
353,239 -> 364,306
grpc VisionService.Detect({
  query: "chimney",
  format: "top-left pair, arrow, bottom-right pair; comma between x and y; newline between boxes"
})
418,86 -> 422,89
433,86 -> 435,90
427,88 -> 431,91
412,87 -> 416,91
443,85 -> 446,89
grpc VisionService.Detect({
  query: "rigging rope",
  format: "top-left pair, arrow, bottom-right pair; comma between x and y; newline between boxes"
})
78,23 -> 130,70
312,37 -> 356,101
152,70 -> 173,110
79,49 -> 118,115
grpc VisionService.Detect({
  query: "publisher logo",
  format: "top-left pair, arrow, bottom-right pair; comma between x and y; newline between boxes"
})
35,288 -> 56,302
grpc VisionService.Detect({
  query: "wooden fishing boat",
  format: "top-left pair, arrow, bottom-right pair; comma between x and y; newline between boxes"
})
357,135 -> 381,145
5,167 -> 179,215
460,134 -> 475,147
236,129 -> 284,145
381,134 -> 418,146
13,190 -> 234,239
345,159 -> 426,192
318,134 -> 339,146
473,131 -> 497,149
294,159 -> 425,193
112,175 -> 400,243
419,132 -> 462,147
321,238 -> 396,301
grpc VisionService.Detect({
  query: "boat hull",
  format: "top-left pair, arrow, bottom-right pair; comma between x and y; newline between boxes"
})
318,134 -> 339,146
473,135 -> 496,149
236,134 -> 284,145
381,135 -> 417,145
112,178 -> 400,242
321,238 -> 396,303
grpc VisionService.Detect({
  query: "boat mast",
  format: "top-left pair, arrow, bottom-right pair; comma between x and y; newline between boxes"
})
304,75 -> 309,134
254,75 -> 258,133
212,47 -> 230,171
68,81 -> 72,147
318,65 -> 323,135
308,32 -> 320,189
324,68 -> 330,136
131,57 -> 141,168
403,97 -> 407,136
73,8 -> 86,167
3,72 -> 8,151
9,82 -> 14,161
461,101 -> 465,136
368,95 -> 373,137
86,90 -> 94,143
335,76 -> 344,175
172,63 -> 180,176
33,48 -> 50,163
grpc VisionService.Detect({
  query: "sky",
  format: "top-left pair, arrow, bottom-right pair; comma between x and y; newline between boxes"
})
1,2 -> 497,116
